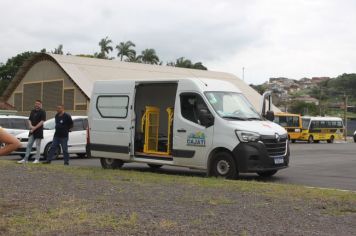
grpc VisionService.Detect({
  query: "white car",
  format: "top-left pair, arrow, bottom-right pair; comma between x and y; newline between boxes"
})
15,116 -> 88,159
0,115 -> 29,136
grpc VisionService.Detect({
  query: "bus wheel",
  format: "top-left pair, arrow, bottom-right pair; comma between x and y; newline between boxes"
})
327,135 -> 334,143
308,135 -> 314,143
147,164 -> 162,169
291,139 -> 296,143
257,170 -> 278,177
211,152 -> 238,179
100,158 -> 124,169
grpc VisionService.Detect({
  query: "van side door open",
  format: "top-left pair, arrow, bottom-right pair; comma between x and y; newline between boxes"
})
173,92 -> 214,168
90,81 -> 135,160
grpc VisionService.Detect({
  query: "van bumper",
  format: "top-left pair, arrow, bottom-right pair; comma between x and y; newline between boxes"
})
232,141 -> 290,173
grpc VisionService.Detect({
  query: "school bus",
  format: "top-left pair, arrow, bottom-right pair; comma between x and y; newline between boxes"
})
300,116 -> 344,143
273,112 -> 302,143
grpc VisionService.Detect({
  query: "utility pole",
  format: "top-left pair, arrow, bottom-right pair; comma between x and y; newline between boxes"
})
319,86 -> 322,116
343,93 -> 348,142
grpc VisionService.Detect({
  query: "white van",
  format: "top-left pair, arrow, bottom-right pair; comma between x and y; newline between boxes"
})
88,78 -> 289,178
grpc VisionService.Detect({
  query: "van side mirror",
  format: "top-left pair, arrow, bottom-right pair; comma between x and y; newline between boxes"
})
198,108 -> 214,127
265,111 -> 275,121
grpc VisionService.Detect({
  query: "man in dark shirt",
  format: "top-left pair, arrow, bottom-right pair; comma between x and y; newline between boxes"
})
43,104 -> 73,165
18,100 -> 46,164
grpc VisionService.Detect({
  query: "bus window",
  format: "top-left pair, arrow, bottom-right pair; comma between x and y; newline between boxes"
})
302,118 -> 310,129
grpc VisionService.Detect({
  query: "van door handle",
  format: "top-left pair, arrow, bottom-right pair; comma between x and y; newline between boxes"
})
117,126 -> 124,130
177,129 -> 186,133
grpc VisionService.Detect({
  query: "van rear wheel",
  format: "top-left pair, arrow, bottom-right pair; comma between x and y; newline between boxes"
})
100,158 -> 124,169
210,152 -> 238,179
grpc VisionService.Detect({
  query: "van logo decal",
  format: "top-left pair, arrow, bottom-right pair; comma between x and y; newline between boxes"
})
275,133 -> 280,142
187,132 -> 206,146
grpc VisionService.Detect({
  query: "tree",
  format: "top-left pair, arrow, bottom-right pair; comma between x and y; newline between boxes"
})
125,52 -> 142,63
116,41 -> 136,61
139,49 -> 159,64
0,51 -> 37,96
52,44 -> 63,55
289,101 -> 318,116
250,84 -> 267,95
168,57 -> 208,70
96,36 -> 113,59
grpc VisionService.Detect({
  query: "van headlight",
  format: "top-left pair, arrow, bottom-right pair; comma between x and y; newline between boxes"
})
235,130 -> 260,142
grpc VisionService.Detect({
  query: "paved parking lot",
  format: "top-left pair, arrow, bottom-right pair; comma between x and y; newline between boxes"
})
3,141 -> 356,191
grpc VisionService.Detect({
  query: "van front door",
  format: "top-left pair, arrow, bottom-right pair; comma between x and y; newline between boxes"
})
90,81 -> 135,160
173,92 -> 214,168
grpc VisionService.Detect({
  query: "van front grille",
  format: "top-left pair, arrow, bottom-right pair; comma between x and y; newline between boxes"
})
260,136 -> 287,157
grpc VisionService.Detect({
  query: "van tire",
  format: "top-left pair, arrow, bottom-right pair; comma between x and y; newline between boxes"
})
44,143 -> 60,160
147,164 -> 162,169
308,135 -> 314,143
257,170 -> 278,177
210,152 -> 238,179
291,139 -> 296,143
327,135 -> 334,143
100,158 -> 124,169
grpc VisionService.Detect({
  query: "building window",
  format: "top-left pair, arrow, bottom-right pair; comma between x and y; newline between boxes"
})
42,81 -> 63,110
64,89 -> 75,111
14,93 -> 23,111
23,83 -> 42,111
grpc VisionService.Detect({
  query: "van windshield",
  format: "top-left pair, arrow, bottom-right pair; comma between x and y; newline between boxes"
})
205,92 -> 261,120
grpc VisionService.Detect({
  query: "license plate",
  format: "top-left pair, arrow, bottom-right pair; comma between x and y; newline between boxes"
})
274,158 -> 284,164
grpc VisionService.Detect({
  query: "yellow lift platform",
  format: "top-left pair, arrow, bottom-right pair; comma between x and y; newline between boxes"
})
141,106 -> 174,156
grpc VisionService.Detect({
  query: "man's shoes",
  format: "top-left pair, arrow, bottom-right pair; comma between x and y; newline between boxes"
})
42,160 -> 51,164
33,160 -> 40,164
17,159 -> 27,164
64,162 -> 69,166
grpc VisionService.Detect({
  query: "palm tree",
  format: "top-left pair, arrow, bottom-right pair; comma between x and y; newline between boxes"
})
125,52 -> 142,63
97,36 -> 113,59
139,49 -> 160,64
116,41 -> 136,61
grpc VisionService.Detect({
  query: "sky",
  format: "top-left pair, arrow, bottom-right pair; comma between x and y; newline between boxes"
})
1,0 -> 356,84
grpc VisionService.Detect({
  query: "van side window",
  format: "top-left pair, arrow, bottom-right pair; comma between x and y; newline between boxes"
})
180,93 -> 212,126
97,96 -> 129,118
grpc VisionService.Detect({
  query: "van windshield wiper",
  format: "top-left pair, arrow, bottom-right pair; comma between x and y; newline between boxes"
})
221,116 -> 247,121
246,117 -> 262,121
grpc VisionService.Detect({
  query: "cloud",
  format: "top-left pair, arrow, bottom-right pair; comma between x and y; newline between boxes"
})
1,0 -> 356,84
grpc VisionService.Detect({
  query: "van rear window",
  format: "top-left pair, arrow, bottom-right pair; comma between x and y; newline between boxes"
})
96,96 -> 129,118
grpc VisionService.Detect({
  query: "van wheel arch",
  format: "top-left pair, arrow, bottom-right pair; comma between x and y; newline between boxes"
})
207,148 -> 238,179
100,158 -> 124,169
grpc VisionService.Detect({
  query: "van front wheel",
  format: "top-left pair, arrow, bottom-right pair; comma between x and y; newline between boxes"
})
327,135 -> 334,143
211,152 -> 238,179
100,158 -> 124,169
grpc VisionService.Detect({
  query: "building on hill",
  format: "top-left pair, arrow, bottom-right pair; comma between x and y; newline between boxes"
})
1,53 -> 276,118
